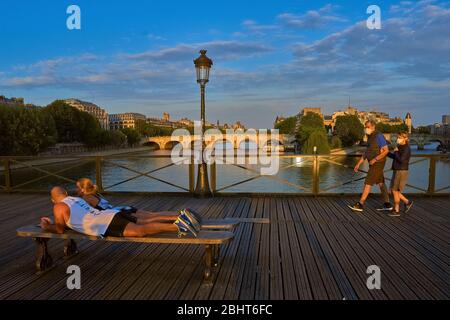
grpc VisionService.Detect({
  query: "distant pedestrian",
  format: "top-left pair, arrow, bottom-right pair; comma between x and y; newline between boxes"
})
349,120 -> 393,213
387,132 -> 414,217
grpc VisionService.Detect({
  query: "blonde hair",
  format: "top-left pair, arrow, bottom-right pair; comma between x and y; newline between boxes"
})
76,178 -> 98,195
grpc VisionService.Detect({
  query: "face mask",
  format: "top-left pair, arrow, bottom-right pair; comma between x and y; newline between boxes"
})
397,138 -> 405,145
365,128 -> 373,135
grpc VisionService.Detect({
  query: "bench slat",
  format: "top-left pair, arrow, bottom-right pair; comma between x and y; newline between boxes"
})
17,226 -> 234,245
202,218 -> 240,230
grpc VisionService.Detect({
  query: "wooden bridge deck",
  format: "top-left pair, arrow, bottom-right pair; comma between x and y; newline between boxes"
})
0,194 -> 449,300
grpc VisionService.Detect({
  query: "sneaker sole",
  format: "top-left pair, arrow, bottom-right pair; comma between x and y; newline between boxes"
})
174,219 -> 198,238
376,208 -> 393,211
347,205 -> 363,212
405,203 -> 413,213
179,212 -> 201,232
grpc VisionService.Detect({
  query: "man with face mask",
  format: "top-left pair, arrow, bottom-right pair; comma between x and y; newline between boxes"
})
348,120 -> 393,213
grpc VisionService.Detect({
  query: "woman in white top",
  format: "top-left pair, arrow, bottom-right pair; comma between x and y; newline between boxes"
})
75,178 -> 182,223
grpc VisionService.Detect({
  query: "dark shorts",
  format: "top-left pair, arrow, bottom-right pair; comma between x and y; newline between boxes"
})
117,206 -> 138,215
103,210 -> 138,237
390,170 -> 409,192
365,161 -> 386,186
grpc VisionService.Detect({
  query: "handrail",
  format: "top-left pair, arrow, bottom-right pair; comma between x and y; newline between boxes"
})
1,154 -> 449,195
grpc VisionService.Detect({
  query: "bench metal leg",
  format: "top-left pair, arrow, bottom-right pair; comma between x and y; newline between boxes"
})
204,245 -> 213,282
213,244 -> 221,267
64,239 -> 78,257
33,237 -> 53,273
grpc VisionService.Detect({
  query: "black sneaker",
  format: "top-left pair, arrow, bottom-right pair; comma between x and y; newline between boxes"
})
389,211 -> 401,217
404,201 -> 414,213
377,203 -> 393,211
348,202 -> 364,212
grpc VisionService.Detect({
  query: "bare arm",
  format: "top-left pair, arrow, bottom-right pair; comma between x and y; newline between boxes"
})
40,203 -> 69,234
354,155 -> 366,172
369,145 -> 389,165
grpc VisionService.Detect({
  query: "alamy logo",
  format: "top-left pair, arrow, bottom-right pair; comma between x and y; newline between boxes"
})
366,265 -> 381,290
66,265 -> 81,290
66,5 -> 81,30
367,5 -> 381,30
170,121 -> 281,176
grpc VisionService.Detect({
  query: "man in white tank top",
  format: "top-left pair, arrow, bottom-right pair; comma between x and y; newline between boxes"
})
40,187 -> 199,238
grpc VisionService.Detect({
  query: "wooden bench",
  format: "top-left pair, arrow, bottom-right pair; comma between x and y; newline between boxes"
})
17,225 -> 235,282
201,218 -> 239,230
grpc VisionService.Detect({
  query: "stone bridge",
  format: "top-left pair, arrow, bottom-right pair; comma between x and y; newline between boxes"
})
383,133 -> 450,150
143,133 -> 298,150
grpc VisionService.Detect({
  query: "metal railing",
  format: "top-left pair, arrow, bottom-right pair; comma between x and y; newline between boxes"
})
0,154 -> 449,196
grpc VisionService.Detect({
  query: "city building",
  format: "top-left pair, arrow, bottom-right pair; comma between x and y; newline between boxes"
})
64,99 -> 109,130
443,115 -> 450,125
277,105 -> 413,133
109,113 -> 146,130
405,113 -> 412,134
301,107 -> 324,119
428,123 -> 450,136
0,95 -> 25,106
274,116 -> 286,127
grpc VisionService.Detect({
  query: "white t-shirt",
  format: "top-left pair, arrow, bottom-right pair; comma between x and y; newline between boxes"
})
62,196 -> 119,237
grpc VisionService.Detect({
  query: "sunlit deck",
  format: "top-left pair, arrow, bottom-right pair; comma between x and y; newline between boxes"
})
0,194 -> 449,300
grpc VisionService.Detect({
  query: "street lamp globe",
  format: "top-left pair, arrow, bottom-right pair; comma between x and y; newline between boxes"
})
194,50 -> 213,86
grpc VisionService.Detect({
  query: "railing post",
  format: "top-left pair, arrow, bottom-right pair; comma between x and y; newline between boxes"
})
210,161 -> 216,194
189,155 -> 195,193
3,158 -> 12,193
312,155 -> 320,195
95,157 -> 103,193
427,157 -> 436,195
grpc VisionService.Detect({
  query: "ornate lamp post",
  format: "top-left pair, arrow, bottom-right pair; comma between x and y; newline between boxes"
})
193,49 -> 213,198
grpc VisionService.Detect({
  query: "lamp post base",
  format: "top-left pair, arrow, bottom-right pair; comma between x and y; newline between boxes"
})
194,162 -> 213,198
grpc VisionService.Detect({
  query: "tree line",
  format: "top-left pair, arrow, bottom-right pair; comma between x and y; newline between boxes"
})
0,100 -> 143,155
275,113 -> 409,154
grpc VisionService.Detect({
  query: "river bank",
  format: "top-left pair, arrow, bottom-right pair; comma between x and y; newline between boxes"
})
0,147 -> 154,171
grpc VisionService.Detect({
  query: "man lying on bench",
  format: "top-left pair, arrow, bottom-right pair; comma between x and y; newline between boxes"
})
76,178 -> 202,224
41,187 -> 201,238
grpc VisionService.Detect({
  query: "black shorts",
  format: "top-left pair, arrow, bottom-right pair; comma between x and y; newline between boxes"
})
103,210 -> 138,237
117,206 -> 138,215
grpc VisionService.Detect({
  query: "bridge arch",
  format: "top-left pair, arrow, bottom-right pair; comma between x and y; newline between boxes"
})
143,141 -> 161,150
237,138 -> 259,151
164,141 -> 181,150
207,138 -> 234,150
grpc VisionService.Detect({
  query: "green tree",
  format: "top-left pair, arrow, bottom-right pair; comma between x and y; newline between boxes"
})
274,116 -> 297,134
0,104 -> 57,155
330,135 -> 343,149
334,115 -> 364,147
296,113 -> 327,146
121,128 -> 141,146
302,130 -> 330,154
376,123 -> 409,134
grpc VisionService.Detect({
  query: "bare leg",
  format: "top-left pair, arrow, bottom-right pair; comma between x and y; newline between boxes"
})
399,193 -> 409,205
123,222 -> 178,237
379,183 -> 390,203
135,216 -> 178,225
134,210 -> 178,219
392,191 -> 400,212
359,184 -> 372,204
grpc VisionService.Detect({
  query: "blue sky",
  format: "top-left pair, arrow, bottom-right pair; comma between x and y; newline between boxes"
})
1,0 -> 449,127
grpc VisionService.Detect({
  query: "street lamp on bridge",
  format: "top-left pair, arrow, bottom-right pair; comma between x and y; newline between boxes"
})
193,49 -> 213,198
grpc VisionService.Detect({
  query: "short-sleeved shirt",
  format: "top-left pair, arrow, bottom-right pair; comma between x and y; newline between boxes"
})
375,133 -> 388,149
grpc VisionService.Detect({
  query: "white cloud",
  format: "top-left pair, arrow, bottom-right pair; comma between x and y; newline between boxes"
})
278,4 -> 346,29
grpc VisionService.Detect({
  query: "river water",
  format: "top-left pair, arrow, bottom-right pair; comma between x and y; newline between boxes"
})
2,142 -> 449,194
